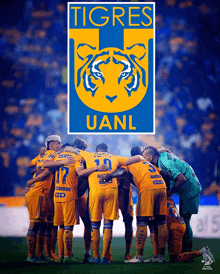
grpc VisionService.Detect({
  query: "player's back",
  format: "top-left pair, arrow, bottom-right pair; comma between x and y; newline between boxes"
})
127,160 -> 166,193
80,150 -> 127,189
25,150 -> 56,197
159,152 -> 202,198
53,151 -> 81,202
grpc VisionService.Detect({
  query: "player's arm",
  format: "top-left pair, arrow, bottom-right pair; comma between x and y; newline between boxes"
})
156,146 -> 179,158
43,156 -> 75,169
30,166 -> 44,176
156,146 -> 171,154
99,168 -> 127,183
76,164 -> 108,177
27,169 -> 51,187
27,156 -> 38,168
125,155 -> 145,166
159,169 -> 171,190
169,174 -> 187,195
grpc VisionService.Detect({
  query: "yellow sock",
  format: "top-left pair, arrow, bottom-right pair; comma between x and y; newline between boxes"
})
102,228 -> 112,258
150,232 -> 160,255
177,250 -> 201,262
58,228 -> 64,257
107,246 -> 113,262
27,231 -> 36,258
157,223 -> 169,252
63,230 -> 73,258
91,223 -> 100,258
136,226 -> 147,257
36,234 -> 44,257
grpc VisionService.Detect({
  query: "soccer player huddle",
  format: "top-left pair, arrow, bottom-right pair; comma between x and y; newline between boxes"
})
25,135 -> 214,264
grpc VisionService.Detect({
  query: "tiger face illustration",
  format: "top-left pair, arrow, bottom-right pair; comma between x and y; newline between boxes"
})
75,43 -> 148,113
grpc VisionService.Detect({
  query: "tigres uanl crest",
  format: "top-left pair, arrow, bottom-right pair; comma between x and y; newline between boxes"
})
68,3 -> 155,134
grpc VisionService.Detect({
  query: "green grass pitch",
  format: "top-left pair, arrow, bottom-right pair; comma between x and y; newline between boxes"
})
0,237 -> 219,274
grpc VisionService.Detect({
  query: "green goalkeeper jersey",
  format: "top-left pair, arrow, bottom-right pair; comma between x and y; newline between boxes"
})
158,152 -> 202,199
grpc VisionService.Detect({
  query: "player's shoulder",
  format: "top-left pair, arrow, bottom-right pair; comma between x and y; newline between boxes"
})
45,149 -> 56,156
45,149 -> 57,159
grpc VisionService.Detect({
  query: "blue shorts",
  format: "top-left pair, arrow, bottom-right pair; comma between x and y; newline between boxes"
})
179,191 -> 201,216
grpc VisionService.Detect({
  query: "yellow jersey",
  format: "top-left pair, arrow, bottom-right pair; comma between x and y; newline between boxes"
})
80,150 -> 127,189
126,161 -> 166,193
167,196 -> 185,225
54,151 -> 83,202
25,150 -> 56,197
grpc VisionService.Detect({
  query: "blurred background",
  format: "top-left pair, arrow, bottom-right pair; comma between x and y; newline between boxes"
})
0,0 -> 219,201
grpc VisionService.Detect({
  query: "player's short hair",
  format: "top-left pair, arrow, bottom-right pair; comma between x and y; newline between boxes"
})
96,143 -> 108,152
72,138 -> 88,150
45,135 -> 61,150
131,146 -> 143,156
143,146 -> 160,157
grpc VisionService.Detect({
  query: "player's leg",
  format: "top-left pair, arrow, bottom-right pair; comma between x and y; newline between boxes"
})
101,219 -> 113,263
89,188 -> 103,263
44,193 -> 58,261
123,187 -> 134,261
118,184 -> 134,261
25,195 -> 46,263
78,193 -> 92,262
180,213 -> 193,253
63,225 -> 74,262
27,221 -> 42,262
91,221 -> 101,262
132,190 -> 151,262
148,219 -> 160,258
101,187 -> 119,263
54,201 -> 65,262
124,215 -> 133,261
179,192 -> 200,253
168,222 -> 186,262
154,215 -> 168,260
36,221 -> 47,259
63,199 -> 79,263
50,226 -> 58,260
44,222 -> 53,258
136,216 -> 149,259
154,189 -> 168,262
57,225 -> 64,262
177,250 -> 203,262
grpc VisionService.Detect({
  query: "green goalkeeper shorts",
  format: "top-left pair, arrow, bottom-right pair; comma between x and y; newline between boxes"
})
179,191 -> 201,215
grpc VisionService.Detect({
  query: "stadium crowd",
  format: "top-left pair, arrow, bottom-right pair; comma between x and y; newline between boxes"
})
0,0 -> 219,197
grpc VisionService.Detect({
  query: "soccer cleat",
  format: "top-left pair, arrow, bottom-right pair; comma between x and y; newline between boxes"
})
63,257 -> 77,264
144,255 -> 159,263
107,253 -> 113,263
124,254 -> 132,261
156,254 -> 166,263
93,257 -> 101,264
101,257 -> 111,264
82,254 -> 94,263
38,256 -> 53,263
124,256 -> 144,263
27,256 -> 40,263
51,253 -> 59,262
201,246 -> 215,262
